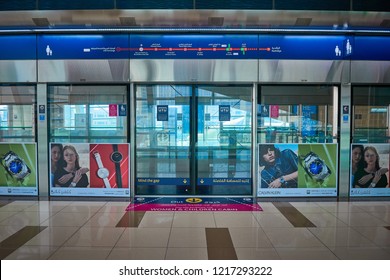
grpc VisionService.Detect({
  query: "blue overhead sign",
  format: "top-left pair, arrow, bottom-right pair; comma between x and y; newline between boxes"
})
37,34 -> 130,59
157,105 -> 169,121
259,35 -> 353,60
353,36 -> 390,60
0,35 -> 36,60
130,34 -> 258,59
219,105 -> 231,121
5,34 -> 389,61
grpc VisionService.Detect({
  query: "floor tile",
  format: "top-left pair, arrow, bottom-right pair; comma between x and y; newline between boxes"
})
0,211 -> 51,226
0,212 -> 18,223
235,247 -> 281,260
303,212 -> 348,227
165,248 -> 208,260
84,212 -> 127,227
60,202 -> 106,214
255,202 -> 281,213
4,245 -> 59,260
64,227 -> 125,247
139,212 -> 174,228
41,211 -> 95,227
329,246 -> 390,260
24,226 -> 79,246
229,227 -> 273,248
335,212 -> 387,227
275,247 -> 339,260
108,247 -> 166,260
24,201 -> 70,213
308,227 -> 375,247
206,228 -> 237,260
48,246 -> 112,260
97,202 -> 131,213
382,247 -> 390,255
168,227 -> 206,248
0,225 -> 26,242
0,226 -> 47,259
263,227 -> 325,248
253,212 -> 293,228
353,226 -> 390,246
172,212 -> 215,227
116,211 -> 146,227
0,201 -> 38,212
367,211 -> 390,223
316,201 -> 365,213
214,212 -> 260,228
273,202 -> 316,227
116,228 -> 170,248
289,202 -> 330,214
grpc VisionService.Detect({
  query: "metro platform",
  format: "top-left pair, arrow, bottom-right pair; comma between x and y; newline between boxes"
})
1,196 -> 390,260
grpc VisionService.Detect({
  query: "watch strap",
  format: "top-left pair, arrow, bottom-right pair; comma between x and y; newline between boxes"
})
112,144 -> 123,188
94,152 -> 104,168
103,177 -> 111,188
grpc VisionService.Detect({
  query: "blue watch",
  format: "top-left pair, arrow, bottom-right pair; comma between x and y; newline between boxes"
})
279,177 -> 286,185
301,152 -> 332,181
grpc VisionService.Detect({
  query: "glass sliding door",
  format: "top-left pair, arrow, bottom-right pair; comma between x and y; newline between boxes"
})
196,85 -> 252,195
135,85 -> 191,195
135,84 -> 253,196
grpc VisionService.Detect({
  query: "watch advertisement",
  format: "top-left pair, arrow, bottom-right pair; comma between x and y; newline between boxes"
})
0,143 -> 38,196
258,143 -> 338,197
50,143 -> 130,197
350,143 -> 390,197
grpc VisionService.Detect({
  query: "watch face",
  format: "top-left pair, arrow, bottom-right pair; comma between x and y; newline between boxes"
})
97,168 -> 109,179
302,152 -> 331,181
308,160 -> 323,175
111,151 -> 123,163
9,160 -> 23,174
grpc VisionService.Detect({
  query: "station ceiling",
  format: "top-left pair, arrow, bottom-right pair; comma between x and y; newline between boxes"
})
0,9 -> 389,31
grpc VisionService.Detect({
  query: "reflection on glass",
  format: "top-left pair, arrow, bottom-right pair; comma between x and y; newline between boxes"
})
258,86 -> 336,144
48,85 -> 128,143
0,85 -> 36,142
196,86 -> 252,181
135,85 -> 191,183
352,86 -> 390,143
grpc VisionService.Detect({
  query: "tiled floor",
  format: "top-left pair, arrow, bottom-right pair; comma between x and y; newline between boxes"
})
1,199 -> 390,260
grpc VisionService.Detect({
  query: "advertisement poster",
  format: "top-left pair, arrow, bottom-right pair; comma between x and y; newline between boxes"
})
350,143 -> 390,197
50,143 -> 130,197
258,143 -> 338,197
0,143 -> 38,196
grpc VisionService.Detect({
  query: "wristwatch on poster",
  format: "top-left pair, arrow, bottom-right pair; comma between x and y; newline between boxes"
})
110,144 -> 123,188
300,152 -> 332,181
1,151 -> 31,181
93,151 -> 111,188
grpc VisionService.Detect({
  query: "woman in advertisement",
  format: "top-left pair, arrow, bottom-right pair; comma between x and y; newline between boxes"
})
351,144 -> 364,183
54,145 -> 89,188
50,143 -> 63,187
353,146 -> 388,188
259,144 -> 298,188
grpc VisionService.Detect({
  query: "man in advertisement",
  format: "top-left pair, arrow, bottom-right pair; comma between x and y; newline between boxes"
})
259,144 -> 298,188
